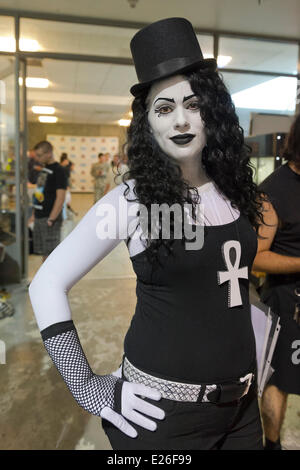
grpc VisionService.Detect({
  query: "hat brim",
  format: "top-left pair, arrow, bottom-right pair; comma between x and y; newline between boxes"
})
130,58 -> 217,97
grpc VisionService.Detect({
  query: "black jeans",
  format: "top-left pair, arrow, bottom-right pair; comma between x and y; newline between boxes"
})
101,385 -> 263,450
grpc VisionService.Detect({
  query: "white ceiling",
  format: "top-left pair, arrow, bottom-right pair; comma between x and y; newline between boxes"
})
0,0 -> 299,126
1,0 -> 300,39
26,61 -> 135,124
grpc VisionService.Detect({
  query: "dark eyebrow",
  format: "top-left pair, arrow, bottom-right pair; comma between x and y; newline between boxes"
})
153,94 -> 196,105
154,97 -> 175,105
183,94 -> 196,102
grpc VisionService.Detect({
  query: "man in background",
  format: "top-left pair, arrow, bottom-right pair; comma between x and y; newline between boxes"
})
90,152 -> 110,202
253,114 -> 300,450
27,148 -> 43,185
32,141 -> 67,262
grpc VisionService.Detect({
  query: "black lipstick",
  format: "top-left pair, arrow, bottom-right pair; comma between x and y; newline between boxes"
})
170,134 -> 195,145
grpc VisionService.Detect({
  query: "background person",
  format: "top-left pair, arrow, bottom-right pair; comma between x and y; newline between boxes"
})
90,152 -> 110,202
60,153 -> 72,187
28,148 -> 43,185
104,154 -> 118,192
32,141 -> 68,263
105,154 -> 128,190
253,113 -> 300,450
114,155 -> 130,186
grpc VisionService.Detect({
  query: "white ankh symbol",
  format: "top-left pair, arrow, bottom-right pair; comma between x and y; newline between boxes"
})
217,240 -> 248,308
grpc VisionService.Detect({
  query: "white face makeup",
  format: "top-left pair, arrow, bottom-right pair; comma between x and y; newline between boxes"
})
147,75 -> 206,161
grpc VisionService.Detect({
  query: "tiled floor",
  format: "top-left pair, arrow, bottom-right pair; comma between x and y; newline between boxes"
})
0,193 -> 299,450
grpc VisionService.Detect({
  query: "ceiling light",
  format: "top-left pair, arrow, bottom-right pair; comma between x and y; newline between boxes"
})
0,37 -> 15,52
203,54 -> 232,68
0,37 -> 40,52
32,106 -> 55,114
217,55 -> 232,68
38,116 -> 58,123
19,39 -> 40,52
19,77 -> 50,88
118,119 -> 131,126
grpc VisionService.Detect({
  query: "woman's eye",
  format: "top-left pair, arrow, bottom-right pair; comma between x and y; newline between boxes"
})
187,101 -> 200,110
155,105 -> 172,115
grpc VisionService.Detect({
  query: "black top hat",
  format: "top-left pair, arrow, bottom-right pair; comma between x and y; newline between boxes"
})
130,17 -> 217,96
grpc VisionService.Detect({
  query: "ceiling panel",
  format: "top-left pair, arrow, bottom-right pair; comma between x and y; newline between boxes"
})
1,0 -> 300,39
220,37 -> 298,74
98,64 -> 137,95
12,1 -> 298,127
26,59 -> 133,124
20,18 -> 137,58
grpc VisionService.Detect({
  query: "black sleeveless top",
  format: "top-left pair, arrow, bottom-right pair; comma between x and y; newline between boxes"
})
124,214 -> 258,384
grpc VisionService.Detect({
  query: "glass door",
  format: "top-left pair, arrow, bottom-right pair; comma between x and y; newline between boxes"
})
19,57 -> 28,281
0,55 -> 28,284
0,55 -> 19,283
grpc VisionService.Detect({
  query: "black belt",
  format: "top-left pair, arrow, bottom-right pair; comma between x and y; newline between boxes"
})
123,357 -> 254,404
200,377 -> 254,404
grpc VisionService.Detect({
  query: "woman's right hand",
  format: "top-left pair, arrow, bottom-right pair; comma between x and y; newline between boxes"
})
101,381 -> 165,438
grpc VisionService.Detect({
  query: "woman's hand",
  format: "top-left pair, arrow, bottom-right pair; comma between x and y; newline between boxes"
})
101,381 -> 165,438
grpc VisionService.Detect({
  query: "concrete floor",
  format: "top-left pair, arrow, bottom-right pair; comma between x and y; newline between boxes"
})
0,193 -> 299,450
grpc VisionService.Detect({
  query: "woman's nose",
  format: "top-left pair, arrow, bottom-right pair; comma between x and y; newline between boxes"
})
173,107 -> 189,130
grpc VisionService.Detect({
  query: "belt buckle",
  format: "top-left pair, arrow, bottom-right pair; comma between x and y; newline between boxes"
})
239,373 -> 253,397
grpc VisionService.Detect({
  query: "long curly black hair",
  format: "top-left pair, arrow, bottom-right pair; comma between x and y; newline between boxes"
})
121,66 -> 266,265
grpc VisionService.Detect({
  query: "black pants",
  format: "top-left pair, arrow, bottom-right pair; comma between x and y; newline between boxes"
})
101,385 -> 263,450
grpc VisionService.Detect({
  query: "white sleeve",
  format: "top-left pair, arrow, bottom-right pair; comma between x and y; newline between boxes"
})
29,180 -> 139,331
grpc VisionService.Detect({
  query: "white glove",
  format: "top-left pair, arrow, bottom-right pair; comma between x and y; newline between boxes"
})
101,381 -> 165,438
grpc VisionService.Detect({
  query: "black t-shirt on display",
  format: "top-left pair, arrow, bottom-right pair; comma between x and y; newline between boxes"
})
33,161 -> 68,218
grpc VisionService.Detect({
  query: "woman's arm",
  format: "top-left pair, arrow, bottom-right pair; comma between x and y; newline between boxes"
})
28,181 -> 164,437
253,199 -> 300,274
29,181 -> 138,330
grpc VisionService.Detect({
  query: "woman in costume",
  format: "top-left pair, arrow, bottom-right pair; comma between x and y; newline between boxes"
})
29,18 -> 265,450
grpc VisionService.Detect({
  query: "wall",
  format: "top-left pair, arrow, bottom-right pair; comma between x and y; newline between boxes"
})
28,121 -> 128,154
249,113 -> 295,136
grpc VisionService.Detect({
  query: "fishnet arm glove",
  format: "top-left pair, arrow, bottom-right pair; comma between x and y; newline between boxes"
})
41,320 -> 123,416
41,320 -> 165,438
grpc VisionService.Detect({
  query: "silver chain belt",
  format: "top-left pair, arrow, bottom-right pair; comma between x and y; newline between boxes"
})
123,356 -> 217,402
123,356 -> 254,403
